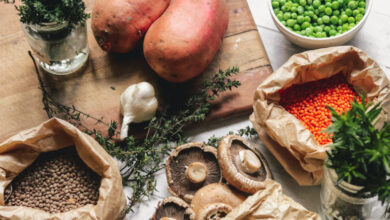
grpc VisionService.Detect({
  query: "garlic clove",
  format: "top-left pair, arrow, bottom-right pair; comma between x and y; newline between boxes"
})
185,162 -> 208,184
239,149 -> 261,174
119,82 -> 158,140
120,115 -> 134,140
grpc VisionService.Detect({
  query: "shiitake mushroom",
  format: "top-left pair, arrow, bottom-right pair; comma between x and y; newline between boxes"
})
150,197 -> 195,220
166,143 -> 222,202
217,135 -> 272,194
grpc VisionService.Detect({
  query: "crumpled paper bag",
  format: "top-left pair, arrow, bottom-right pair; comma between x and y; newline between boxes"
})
0,118 -> 127,220
224,179 -> 320,220
250,46 -> 390,185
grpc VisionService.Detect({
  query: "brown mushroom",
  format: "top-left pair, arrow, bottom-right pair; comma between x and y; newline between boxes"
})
150,197 -> 195,220
190,183 -> 245,220
166,142 -> 222,202
217,135 -> 272,194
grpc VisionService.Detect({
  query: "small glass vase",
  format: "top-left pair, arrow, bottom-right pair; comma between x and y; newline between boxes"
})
320,166 -> 388,219
22,21 -> 89,76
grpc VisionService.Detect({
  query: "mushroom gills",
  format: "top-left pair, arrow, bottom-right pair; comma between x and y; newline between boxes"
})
199,203 -> 232,220
239,149 -> 261,174
152,202 -> 193,220
185,162 -> 208,184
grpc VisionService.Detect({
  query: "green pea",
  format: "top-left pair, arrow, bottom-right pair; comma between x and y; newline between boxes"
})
284,12 -> 292,20
331,16 -> 339,25
299,0 -> 307,6
302,21 -> 311,29
359,7 -> 365,14
297,15 -> 305,24
277,13 -> 284,21
287,19 -> 296,27
358,1 -> 366,8
331,1 -> 339,10
324,26 -> 331,33
345,8 -> 352,16
341,14 -> 348,23
272,1 -> 280,8
301,30 -> 307,35
294,24 -> 301,31
306,27 -> 313,35
348,17 -> 355,23
280,0 -> 287,5
322,15 -> 330,23
333,10 -> 340,16
314,26 -> 323,33
317,17 -> 323,24
315,32 -> 322,38
329,29 -> 337,36
353,9 -> 359,16
304,16 -> 311,22
281,20 -> 287,26
355,14 -> 364,22
342,23 -> 349,31
308,11 -> 315,18
298,6 -> 305,14
325,7 -> 332,15
313,0 -> 321,8
348,1 -> 357,9
292,13 -> 298,18
291,6 -> 298,13
319,5 -> 325,12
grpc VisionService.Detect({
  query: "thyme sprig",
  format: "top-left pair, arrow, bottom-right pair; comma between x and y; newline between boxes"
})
206,126 -> 258,147
2,0 -> 89,27
29,51 -> 241,211
326,94 -> 390,204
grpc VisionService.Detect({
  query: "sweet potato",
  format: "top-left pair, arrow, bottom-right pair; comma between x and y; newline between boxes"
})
143,0 -> 229,83
92,0 -> 170,53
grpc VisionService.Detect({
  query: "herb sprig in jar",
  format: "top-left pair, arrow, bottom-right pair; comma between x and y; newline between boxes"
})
1,0 -> 90,27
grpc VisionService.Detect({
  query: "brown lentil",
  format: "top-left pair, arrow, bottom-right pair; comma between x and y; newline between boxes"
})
4,147 -> 101,213
279,73 -> 361,145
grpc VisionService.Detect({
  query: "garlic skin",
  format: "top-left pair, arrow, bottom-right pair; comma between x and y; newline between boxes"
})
120,82 -> 158,140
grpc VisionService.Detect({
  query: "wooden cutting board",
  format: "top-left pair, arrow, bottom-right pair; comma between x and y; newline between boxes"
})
0,0 -> 272,141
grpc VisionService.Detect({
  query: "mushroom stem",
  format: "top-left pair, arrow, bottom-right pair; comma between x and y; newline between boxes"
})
120,115 -> 134,140
185,162 -> 208,184
239,149 -> 261,174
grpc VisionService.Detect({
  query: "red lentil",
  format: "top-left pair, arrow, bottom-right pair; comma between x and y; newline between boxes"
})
279,73 -> 361,145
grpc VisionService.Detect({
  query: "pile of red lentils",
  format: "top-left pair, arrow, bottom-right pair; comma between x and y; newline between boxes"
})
279,73 -> 361,145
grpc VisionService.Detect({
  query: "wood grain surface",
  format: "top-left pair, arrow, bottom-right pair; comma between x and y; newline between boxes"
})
0,0 -> 272,141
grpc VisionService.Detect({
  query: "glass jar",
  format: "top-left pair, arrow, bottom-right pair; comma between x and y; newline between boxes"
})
321,166 -> 388,219
22,21 -> 89,76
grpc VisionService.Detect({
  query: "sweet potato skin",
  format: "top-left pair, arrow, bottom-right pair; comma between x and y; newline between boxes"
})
92,0 -> 170,53
143,0 -> 229,83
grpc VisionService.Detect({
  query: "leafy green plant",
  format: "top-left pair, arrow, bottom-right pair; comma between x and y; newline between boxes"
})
326,94 -> 390,204
1,0 -> 89,27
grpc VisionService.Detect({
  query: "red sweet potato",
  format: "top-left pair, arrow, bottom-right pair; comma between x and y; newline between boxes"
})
92,0 -> 170,53
143,0 -> 229,83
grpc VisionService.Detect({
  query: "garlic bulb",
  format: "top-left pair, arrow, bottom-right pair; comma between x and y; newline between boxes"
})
120,82 -> 158,140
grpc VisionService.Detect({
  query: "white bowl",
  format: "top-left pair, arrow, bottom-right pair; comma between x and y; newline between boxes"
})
268,0 -> 372,49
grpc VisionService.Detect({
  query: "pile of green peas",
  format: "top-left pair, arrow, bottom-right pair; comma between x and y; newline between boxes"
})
272,0 -> 366,38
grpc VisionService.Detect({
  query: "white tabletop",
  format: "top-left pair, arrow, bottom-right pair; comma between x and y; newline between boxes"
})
128,0 -> 390,219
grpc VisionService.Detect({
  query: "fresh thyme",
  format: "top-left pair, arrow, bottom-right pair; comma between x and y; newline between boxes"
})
206,126 -> 258,147
326,94 -> 390,204
29,51 -> 242,211
1,0 -> 89,27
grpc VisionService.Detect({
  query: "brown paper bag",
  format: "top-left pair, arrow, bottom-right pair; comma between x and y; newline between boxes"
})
0,118 -> 127,220
224,179 -> 320,220
250,46 -> 390,185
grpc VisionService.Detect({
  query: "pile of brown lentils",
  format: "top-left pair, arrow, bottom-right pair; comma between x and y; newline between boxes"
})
5,147 -> 101,213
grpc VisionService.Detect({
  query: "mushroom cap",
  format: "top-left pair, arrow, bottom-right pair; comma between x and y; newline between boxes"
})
166,142 -> 222,202
217,135 -> 272,194
190,183 -> 245,220
150,197 -> 195,220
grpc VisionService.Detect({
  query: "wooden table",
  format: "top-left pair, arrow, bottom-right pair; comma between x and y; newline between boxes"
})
130,0 -> 390,219
0,0 -> 272,141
